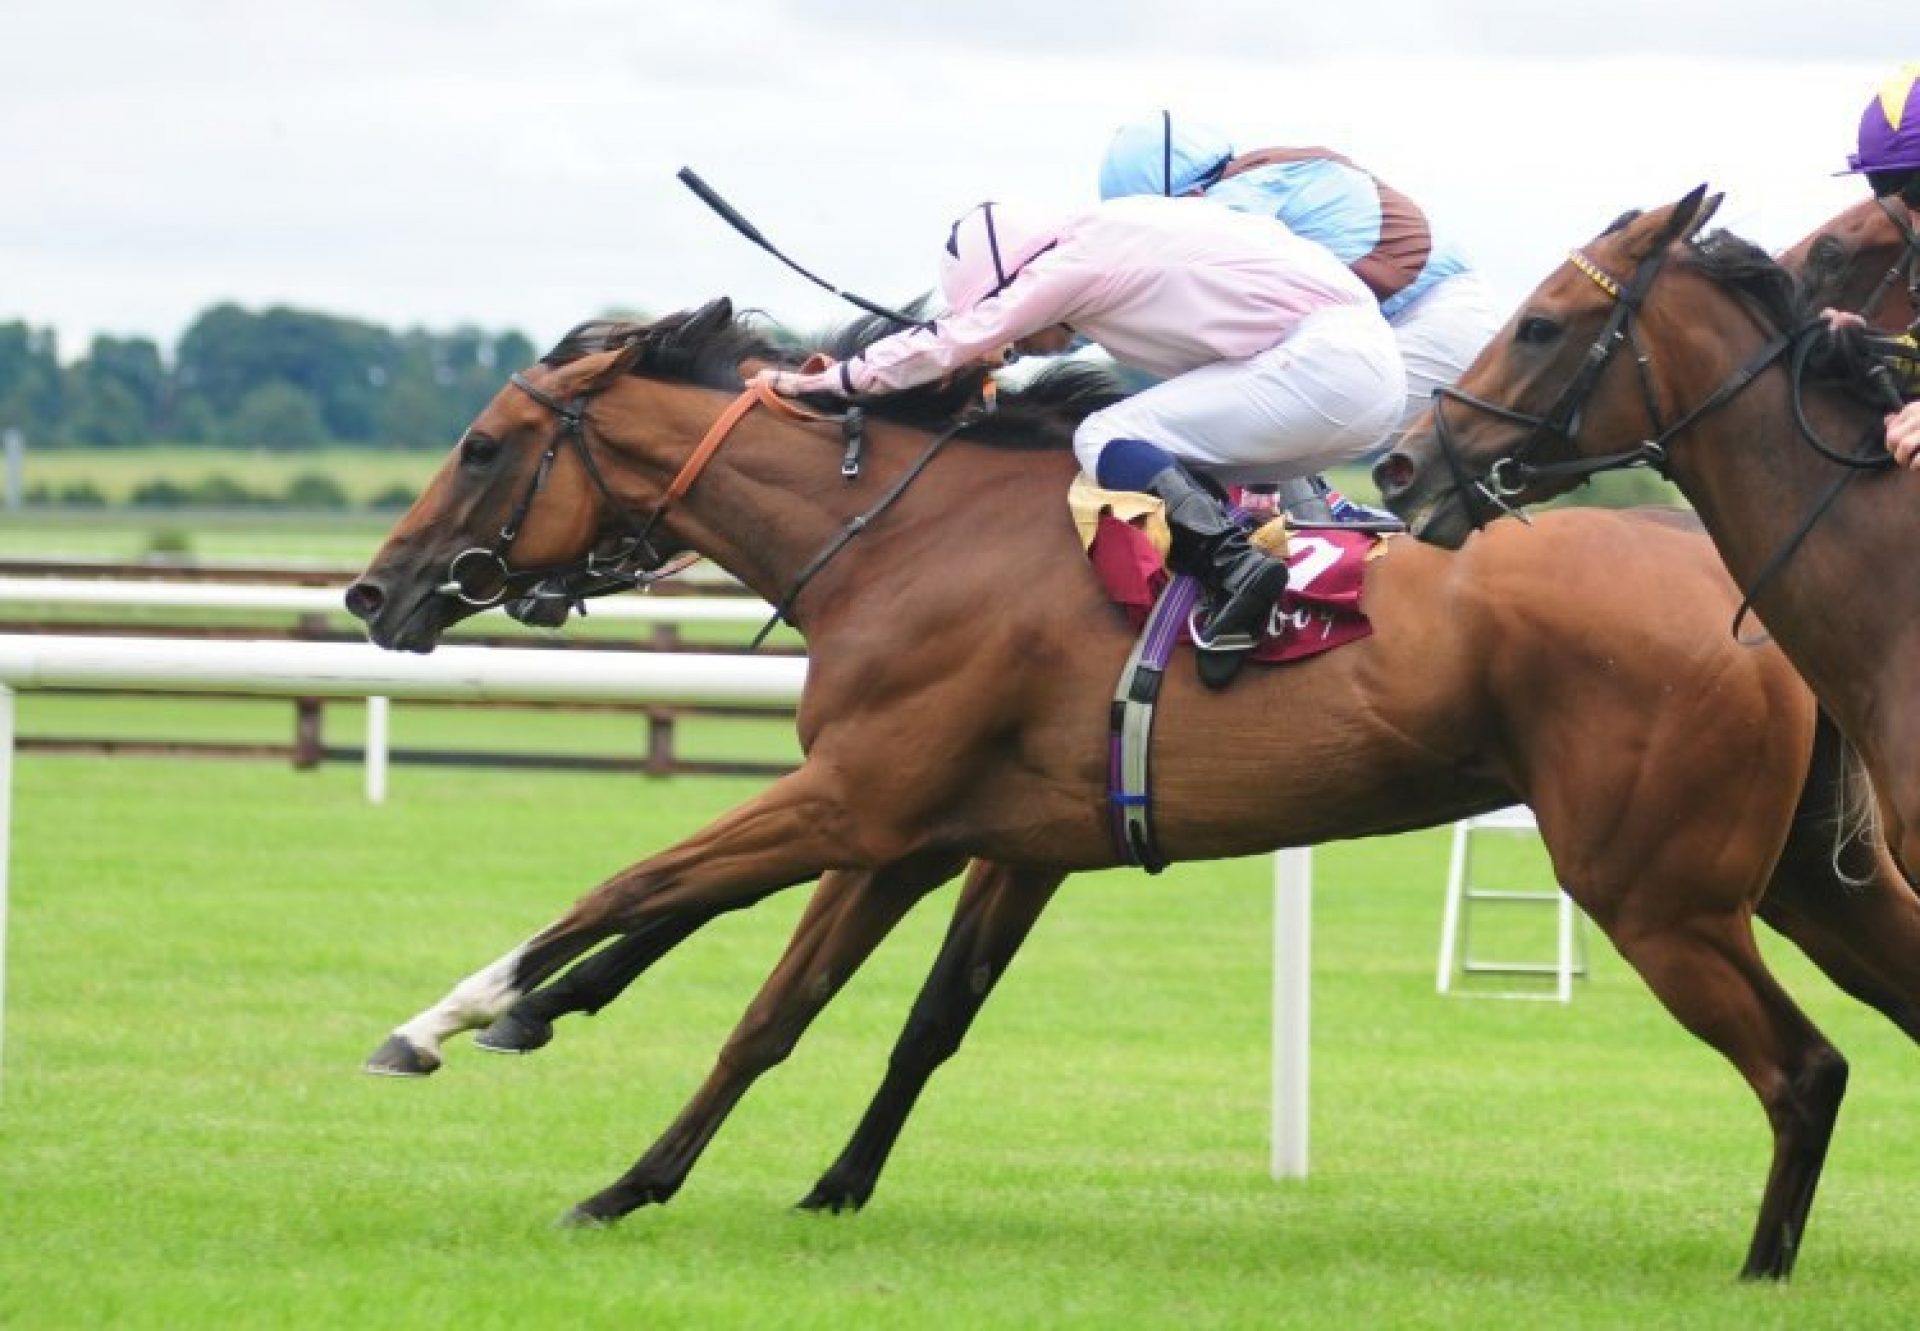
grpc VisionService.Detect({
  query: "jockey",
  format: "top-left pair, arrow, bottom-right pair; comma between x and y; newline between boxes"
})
757,195 -> 1405,685
1098,113 -> 1499,436
1837,64 -> 1920,469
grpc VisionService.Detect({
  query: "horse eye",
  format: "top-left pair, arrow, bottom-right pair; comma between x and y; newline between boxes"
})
1515,315 -> 1563,346
461,434 -> 501,467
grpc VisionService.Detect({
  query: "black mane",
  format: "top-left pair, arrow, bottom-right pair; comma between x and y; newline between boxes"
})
1681,229 -> 1806,333
540,301 -> 1130,451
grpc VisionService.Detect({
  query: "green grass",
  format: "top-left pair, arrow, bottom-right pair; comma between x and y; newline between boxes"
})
22,444 -> 444,506
3,752 -> 1918,1328
0,508 -> 397,564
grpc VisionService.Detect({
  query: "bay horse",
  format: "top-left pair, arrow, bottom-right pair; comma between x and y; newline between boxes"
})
1372,185 -> 1920,879
344,302 -> 1920,1279
1776,194 -> 1918,331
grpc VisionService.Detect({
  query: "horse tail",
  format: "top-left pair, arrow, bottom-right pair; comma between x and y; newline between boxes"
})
1796,709 -> 1889,892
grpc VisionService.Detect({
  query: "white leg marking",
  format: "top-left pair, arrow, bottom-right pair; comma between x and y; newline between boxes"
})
392,942 -> 529,1057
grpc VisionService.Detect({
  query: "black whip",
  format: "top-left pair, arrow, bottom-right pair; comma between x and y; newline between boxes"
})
677,167 -> 922,329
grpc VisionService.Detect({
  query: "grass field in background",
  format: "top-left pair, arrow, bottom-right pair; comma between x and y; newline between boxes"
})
0,507 -> 397,564
3,752 -> 1919,1328
22,445 -> 445,506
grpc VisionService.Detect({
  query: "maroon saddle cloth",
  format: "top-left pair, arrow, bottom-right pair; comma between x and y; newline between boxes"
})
1086,514 -> 1381,663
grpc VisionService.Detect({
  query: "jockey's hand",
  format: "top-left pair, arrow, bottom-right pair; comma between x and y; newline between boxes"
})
752,358 -> 848,399
1822,308 -> 1868,333
1887,401 -> 1920,472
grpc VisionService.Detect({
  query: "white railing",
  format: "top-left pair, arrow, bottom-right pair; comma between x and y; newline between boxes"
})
0,576 -> 770,625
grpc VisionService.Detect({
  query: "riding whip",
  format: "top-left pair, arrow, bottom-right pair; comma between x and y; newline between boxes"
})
676,167 -> 923,328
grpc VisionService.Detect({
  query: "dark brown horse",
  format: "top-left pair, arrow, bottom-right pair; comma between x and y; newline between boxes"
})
1373,186 -> 1920,881
1777,194 -> 1919,331
345,303 -> 1920,1279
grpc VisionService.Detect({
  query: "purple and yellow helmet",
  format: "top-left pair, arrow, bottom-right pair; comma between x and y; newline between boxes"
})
1844,64 -> 1920,186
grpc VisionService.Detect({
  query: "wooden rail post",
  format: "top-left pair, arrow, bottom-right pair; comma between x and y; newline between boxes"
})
292,612 -> 326,769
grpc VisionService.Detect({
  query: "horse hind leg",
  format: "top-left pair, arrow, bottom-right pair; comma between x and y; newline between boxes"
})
563,850 -> 967,1226
800,860 -> 1066,1213
1759,723 -> 1920,1043
472,907 -> 725,1055
1610,914 -> 1847,1281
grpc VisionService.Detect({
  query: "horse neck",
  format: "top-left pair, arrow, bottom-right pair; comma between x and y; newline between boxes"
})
606,385 -> 1071,633
1661,337 -> 1903,715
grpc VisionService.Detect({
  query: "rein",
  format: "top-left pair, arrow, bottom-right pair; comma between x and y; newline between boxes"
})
748,409 -> 981,648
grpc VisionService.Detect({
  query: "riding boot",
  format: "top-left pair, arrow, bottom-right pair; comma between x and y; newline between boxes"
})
1144,464 -> 1290,689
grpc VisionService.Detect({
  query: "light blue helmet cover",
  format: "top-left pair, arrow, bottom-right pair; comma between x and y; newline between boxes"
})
1098,112 -> 1235,200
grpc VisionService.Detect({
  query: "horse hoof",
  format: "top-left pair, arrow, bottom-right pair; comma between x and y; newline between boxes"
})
795,1183 -> 866,1214
556,1204 -> 614,1230
473,1010 -> 554,1055
363,1034 -> 441,1077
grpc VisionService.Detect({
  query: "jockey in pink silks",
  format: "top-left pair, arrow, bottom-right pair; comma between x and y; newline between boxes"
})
757,194 -> 1404,685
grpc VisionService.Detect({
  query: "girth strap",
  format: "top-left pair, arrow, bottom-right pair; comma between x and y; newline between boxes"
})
1107,574 -> 1203,872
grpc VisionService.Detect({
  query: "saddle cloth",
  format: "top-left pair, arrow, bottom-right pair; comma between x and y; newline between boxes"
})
1078,484 -> 1383,664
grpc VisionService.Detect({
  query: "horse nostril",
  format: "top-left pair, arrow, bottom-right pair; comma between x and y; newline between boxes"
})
1372,452 -> 1416,498
344,581 -> 385,620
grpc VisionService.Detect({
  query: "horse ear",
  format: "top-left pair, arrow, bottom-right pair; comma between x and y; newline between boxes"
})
1658,184 -> 1712,247
1692,190 -> 1726,237
672,297 -> 735,348
1619,184 -> 1712,261
566,337 -> 650,393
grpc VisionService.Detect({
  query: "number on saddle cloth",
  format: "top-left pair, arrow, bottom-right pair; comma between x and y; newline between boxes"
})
1082,500 -> 1380,666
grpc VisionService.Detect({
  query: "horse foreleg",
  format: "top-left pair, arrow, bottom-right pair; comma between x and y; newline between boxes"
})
364,767 -> 882,1076
798,860 -> 1066,1213
564,851 -> 966,1226
1611,914 -> 1848,1281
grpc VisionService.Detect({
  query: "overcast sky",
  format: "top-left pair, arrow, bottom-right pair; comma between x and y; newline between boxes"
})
2,2 -> 1902,361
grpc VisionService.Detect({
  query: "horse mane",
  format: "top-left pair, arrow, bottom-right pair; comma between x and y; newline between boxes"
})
1594,209 -> 1809,331
540,302 -> 1130,452
1680,229 -> 1805,333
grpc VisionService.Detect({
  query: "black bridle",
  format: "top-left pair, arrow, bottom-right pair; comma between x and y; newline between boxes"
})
1428,208 -> 1807,531
1425,215 -> 1906,639
435,371 -> 672,609
439,362 -> 983,645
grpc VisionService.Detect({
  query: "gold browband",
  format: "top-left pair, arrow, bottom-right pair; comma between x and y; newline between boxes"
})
1567,249 -> 1624,300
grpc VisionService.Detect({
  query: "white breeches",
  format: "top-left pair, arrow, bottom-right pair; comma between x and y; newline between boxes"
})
1072,304 -> 1406,487
1387,272 -> 1503,438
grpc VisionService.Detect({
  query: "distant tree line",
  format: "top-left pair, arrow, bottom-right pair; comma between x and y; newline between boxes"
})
0,305 -> 540,449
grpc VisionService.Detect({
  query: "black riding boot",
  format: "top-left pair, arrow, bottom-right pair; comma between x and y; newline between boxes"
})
1144,464 -> 1289,689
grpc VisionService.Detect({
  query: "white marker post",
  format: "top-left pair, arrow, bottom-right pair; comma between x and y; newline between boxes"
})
1271,846 -> 1311,1178
0,685 -> 12,1098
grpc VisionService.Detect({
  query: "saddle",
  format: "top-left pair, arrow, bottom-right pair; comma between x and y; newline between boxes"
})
1072,477 -> 1384,667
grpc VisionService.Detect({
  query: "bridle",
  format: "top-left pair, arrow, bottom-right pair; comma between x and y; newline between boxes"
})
437,360 -> 846,609
1425,210 -> 1906,638
437,371 -> 656,608
1429,207 -> 1808,532
438,357 -> 981,645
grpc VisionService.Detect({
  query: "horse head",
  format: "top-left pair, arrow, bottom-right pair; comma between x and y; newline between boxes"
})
1780,195 -> 1919,331
345,300 -> 740,652
1374,186 -> 1734,549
